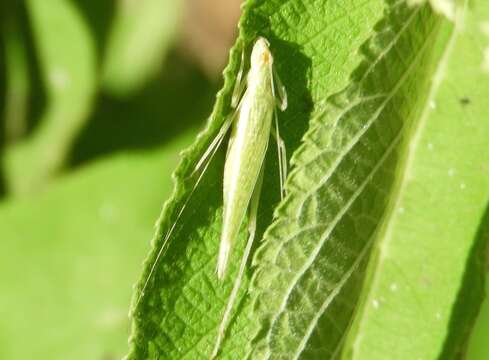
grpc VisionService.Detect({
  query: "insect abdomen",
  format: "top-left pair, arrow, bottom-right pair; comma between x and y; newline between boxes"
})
217,80 -> 274,279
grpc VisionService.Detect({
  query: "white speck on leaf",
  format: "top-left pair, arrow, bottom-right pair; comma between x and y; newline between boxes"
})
398,207 -> 405,214
481,22 -> 489,73
99,202 -> 117,223
427,142 -> 434,151
372,299 -> 380,309
49,67 -> 70,90
460,182 -> 466,190
483,50 -> 489,73
390,283 -> 398,292
481,22 -> 489,35
448,168 -> 455,177
429,100 -> 436,109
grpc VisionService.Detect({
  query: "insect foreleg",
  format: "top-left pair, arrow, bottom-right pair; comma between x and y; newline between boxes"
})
231,49 -> 247,108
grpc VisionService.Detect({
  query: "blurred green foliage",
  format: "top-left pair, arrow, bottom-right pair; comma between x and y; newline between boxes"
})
1,0 -> 214,195
0,0 -> 220,358
0,133 -> 195,360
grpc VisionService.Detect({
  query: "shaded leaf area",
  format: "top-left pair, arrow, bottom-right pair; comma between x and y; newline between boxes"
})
443,203 -> 489,359
469,276 -> 489,360
0,15 -> 6,194
2,9 -> 30,144
250,1 -> 448,359
344,1 -> 489,359
128,0 -> 390,358
69,53 -> 216,167
69,0 -> 114,63
0,132 -> 194,360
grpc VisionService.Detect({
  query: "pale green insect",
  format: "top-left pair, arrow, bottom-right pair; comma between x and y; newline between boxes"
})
134,36 -> 287,358
211,36 -> 287,358
217,37 -> 287,279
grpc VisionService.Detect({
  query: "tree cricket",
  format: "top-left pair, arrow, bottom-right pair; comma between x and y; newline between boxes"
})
136,36 -> 288,358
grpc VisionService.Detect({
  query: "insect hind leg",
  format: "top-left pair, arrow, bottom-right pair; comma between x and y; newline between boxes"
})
271,112 -> 287,200
211,164 -> 265,359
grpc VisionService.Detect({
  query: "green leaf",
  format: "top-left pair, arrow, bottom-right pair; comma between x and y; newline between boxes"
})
4,0 -> 97,195
0,131 -> 194,359
101,0 -> 183,96
249,2 -> 455,360
343,1 -> 489,359
127,0 -> 462,359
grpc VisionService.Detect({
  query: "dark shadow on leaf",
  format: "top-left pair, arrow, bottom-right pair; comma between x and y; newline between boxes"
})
18,1 -> 48,138
0,1 -> 48,197
70,0 -> 114,64
252,36 -> 312,261
440,201 -> 489,359
0,9 -> 6,196
69,52 -> 217,167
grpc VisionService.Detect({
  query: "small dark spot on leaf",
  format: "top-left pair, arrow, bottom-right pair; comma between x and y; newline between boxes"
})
459,97 -> 471,106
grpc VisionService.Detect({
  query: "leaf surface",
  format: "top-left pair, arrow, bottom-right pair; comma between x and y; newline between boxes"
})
0,132 -> 194,359
127,0 -> 459,359
249,1 -> 454,359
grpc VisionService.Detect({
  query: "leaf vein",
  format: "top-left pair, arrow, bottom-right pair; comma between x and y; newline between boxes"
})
291,131 -> 402,360
264,20 -> 439,356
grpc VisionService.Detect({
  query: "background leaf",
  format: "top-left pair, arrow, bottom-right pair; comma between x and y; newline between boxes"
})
0,131 -> 195,360
342,1 -> 489,358
101,0 -> 183,96
3,0 -> 97,195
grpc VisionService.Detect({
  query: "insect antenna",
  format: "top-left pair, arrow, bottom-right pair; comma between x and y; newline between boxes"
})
133,110 -> 239,311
